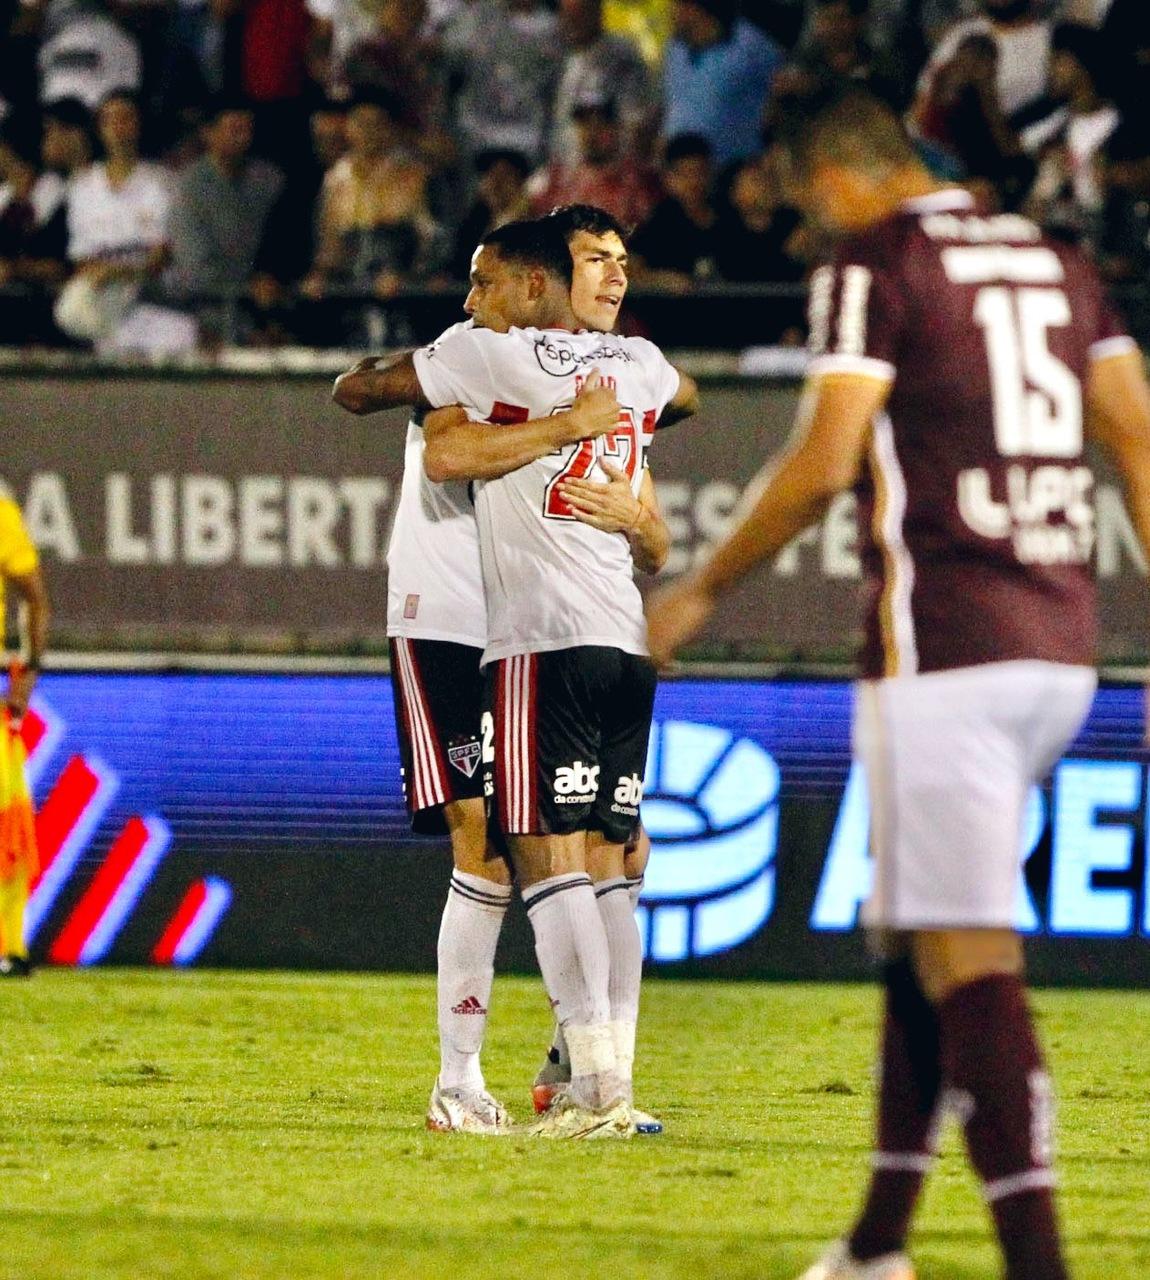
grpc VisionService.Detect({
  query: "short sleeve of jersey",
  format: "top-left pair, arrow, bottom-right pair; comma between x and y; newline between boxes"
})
806,233 -> 904,382
626,337 -> 681,418
412,327 -> 500,413
0,500 -> 38,578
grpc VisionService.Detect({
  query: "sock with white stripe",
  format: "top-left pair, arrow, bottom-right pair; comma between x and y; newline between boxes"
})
939,975 -> 1068,1280
522,873 -> 617,1109
545,873 -> 642,1079
437,871 -> 512,1091
849,957 -> 941,1262
595,876 -> 642,1099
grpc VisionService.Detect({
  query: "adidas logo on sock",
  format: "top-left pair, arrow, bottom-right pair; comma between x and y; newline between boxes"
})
451,996 -> 487,1015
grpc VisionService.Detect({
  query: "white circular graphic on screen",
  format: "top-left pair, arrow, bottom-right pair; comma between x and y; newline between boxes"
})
638,720 -> 780,962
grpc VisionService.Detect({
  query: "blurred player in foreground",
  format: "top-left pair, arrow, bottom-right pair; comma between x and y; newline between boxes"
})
0,495 -> 49,978
414,218 -> 694,1137
647,86 -> 1150,1278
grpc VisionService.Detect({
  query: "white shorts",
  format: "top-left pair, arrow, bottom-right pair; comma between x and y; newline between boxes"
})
854,660 -> 1097,930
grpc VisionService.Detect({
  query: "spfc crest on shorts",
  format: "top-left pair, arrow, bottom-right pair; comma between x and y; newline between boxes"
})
448,737 -> 481,778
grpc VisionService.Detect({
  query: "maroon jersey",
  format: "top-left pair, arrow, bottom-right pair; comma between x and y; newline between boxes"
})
809,189 -> 1135,678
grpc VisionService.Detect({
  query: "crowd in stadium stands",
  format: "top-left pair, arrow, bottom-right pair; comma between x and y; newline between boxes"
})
0,0 -> 1147,350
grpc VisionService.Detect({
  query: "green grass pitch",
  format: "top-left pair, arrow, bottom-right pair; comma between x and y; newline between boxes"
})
1,970 -> 1147,1279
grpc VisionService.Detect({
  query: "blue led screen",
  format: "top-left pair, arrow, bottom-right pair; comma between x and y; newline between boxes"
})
25,674 -> 1150,982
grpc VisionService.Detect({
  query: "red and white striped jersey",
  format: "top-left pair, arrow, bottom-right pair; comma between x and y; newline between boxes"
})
386,322 -> 487,648
413,325 -> 680,665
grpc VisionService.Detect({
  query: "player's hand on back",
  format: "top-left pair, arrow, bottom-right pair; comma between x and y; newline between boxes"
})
559,461 -> 641,534
564,369 -> 620,443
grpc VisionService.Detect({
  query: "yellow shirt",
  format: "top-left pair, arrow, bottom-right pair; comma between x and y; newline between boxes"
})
0,498 -> 38,622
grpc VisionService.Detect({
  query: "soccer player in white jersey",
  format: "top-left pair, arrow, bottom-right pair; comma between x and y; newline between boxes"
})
333,213 -> 687,1135
413,218 -> 697,1136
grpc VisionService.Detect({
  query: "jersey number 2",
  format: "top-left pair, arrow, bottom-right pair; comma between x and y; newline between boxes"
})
973,286 -> 1082,457
543,413 -> 640,520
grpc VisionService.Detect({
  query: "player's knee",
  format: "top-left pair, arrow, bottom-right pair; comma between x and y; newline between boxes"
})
622,825 -> 650,879
912,928 -> 1023,1003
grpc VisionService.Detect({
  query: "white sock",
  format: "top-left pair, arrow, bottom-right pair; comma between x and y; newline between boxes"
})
547,880 -> 642,1073
437,870 -> 511,1091
596,874 -> 642,1043
523,873 -> 616,1108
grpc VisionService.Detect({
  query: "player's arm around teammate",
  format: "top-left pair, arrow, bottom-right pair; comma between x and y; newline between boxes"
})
422,372 -> 621,483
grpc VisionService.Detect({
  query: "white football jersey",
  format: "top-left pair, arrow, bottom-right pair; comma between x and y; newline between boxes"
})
413,325 -> 680,665
386,322 -> 487,648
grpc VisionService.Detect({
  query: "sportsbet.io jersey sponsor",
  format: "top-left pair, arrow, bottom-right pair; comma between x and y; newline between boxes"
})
413,326 -> 680,666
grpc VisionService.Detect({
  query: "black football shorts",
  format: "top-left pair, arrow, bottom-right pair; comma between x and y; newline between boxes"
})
485,645 -> 656,844
390,636 -> 486,834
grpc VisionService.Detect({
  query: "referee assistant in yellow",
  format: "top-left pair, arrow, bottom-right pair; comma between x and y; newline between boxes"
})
0,495 -> 49,978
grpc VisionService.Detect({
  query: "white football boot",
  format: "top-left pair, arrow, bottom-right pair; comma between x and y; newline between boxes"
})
532,1053 -> 664,1134
796,1241 -> 915,1280
425,1078 -> 512,1135
522,1092 -> 634,1140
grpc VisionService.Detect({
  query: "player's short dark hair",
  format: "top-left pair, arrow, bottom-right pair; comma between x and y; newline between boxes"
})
777,83 -> 916,177
663,132 -> 712,166
480,218 -> 574,284
544,203 -> 630,244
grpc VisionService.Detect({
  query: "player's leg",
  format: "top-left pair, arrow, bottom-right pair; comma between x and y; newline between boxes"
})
805,664 -> 1094,1280
435,796 -> 512,1098
535,824 -> 651,1114
587,650 -> 656,1110
906,666 -> 1095,1280
390,637 -> 512,1132
0,718 -> 35,977
490,651 -> 622,1116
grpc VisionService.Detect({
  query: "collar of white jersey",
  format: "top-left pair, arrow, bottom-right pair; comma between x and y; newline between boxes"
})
899,188 -> 976,214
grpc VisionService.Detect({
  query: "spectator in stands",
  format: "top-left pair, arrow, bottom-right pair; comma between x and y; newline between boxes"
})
214,0 -> 317,173
38,0 -> 142,112
302,91 -> 443,303
56,89 -> 195,352
713,150 -> 803,285
0,122 -> 70,344
550,0 -> 656,170
341,0 -> 454,169
911,29 -> 1038,206
914,0 -> 1053,132
776,0 -> 907,108
167,96 -> 284,330
255,96 -> 347,295
630,132 -> 717,288
529,93 -> 661,229
1096,129 -> 1150,283
1023,24 -> 1126,247
441,0 -> 561,167
449,148 -> 532,278
41,97 -> 95,181
661,0 -> 782,169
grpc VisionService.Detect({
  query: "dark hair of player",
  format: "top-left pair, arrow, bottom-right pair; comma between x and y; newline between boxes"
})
480,218 -> 575,285
778,84 -> 917,178
544,203 -> 630,244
